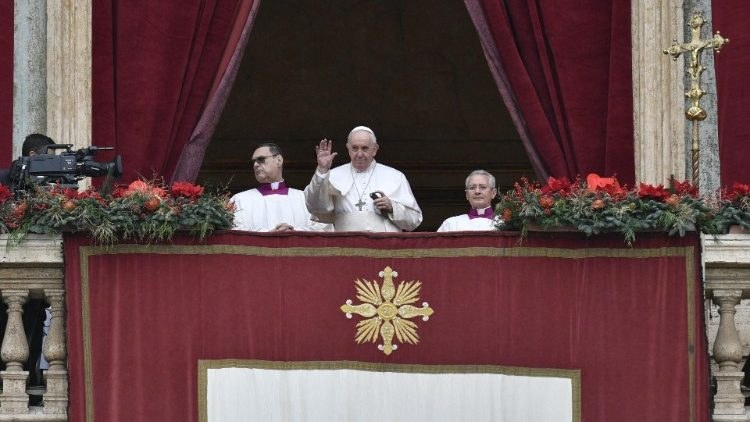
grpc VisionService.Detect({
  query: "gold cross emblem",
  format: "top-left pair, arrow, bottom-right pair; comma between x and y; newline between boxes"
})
341,266 -> 434,355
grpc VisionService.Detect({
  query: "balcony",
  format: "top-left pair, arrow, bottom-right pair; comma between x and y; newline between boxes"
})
1,231 -> 749,420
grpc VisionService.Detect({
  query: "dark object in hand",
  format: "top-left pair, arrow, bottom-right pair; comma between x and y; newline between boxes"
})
370,192 -> 383,200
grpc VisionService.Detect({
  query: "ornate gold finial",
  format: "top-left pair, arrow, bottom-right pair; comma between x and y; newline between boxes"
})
663,12 -> 728,191
341,266 -> 434,355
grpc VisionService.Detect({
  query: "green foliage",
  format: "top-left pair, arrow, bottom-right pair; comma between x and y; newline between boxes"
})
0,180 -> 234,246
495,175 -> 744,245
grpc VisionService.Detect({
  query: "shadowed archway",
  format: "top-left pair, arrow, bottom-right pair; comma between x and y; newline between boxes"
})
197,0 -> 534,230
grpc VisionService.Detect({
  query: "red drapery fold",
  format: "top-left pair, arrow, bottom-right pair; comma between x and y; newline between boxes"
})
92,0 -> 256,184
65,232 -> 708,422
0,1 -> 12,164
713,2 -> 750,185
464,0 -> 634,185
171,0 -> 260,183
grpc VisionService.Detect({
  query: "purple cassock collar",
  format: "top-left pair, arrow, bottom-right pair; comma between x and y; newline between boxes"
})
468,207 -> 494,219
257,181 -> 289,196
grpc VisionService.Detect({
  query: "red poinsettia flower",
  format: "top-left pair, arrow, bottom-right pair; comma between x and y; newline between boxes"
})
541,176 -> 572,196
0,184 -> 12,204
601,183 -> 628,200
171,181 -> 204,200
729,182 -> 750,199
638,183 -> 670,201
672,179 -> 698,197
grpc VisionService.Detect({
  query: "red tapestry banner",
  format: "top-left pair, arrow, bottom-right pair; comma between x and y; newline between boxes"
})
64,231 -> 708,422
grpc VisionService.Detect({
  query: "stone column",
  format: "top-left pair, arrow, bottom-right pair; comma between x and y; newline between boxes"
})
43,289 -> 68,415
13,0 -> 47,157
631,0 -> 687,185
0,290 -> 30,414
712,289 -> 746,420
46,0 -> 92,151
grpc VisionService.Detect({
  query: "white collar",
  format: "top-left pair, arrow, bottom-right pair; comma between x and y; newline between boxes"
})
352,160 -> 377,174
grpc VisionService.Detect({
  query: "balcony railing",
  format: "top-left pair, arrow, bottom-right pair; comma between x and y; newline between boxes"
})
0,234 -> 66,420
704,233 -> 750,421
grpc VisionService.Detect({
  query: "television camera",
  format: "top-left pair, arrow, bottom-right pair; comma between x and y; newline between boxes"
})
9,144 -> 123,192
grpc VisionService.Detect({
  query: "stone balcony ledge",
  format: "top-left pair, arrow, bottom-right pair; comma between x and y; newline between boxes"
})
0,234 -> 63,267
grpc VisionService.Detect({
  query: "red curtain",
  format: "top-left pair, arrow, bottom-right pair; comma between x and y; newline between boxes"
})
92,0 -> 256,183
65,232 -> 707,422
464,0 -> 634,185
171,0 -> 260,183
0,1 -> 12,164
713,3 -> 750,185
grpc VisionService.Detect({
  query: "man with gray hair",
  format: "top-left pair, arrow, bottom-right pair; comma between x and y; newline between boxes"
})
305,125 -> 422,232
437,170 -> 499,232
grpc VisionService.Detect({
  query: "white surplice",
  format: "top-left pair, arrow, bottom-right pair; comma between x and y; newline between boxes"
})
304,160 -> 422,232
231,187 -> 328,232
436,214 -> 499,232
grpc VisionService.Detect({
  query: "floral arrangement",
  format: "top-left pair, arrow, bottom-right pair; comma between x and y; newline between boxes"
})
494,174 -> 741,244
712,182 -> 750,231
0,179 -> 234,245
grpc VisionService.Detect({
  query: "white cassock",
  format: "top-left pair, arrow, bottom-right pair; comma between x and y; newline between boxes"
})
437,207 -> 500,232
304,160 -> 422,232
231,181 -> 329,232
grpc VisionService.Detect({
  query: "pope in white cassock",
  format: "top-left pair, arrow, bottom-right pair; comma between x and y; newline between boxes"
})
304,126 -> 422,232
231,143 -> 329,232
437,170 -> 500,232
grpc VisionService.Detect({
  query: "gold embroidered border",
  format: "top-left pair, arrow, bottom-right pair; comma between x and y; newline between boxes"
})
77,244 -> 696,422
197,359 -> 582,422
81,243 -> 690,259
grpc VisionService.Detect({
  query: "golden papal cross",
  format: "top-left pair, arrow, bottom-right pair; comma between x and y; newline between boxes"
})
663,13 -> 729,189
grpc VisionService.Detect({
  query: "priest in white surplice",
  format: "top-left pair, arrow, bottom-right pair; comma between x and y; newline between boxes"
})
232,143 -> 329,232
304,126 -> 422,232
437,170 -> 500,232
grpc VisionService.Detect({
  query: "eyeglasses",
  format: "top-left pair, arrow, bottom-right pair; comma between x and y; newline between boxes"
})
252,154 -> 278,165
466,185 -> 491,192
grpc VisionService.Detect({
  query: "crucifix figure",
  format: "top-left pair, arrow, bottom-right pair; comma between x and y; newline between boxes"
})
663,13 -> 729,191
355,198 -> 366,211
